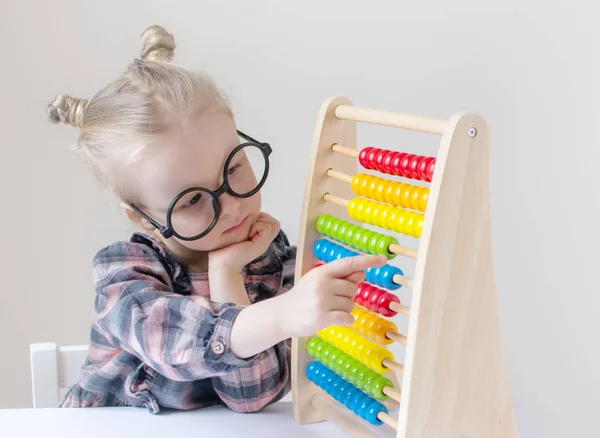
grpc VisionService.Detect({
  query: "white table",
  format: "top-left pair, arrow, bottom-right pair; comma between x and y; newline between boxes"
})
0,401 -> 351,438
0,399 -> 543,438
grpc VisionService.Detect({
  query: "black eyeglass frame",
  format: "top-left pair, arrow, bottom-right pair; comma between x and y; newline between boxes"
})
128,130 -> 272,241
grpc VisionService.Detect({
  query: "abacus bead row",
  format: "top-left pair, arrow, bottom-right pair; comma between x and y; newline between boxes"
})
358,147 -> 435,182
306,361 -> 388,426
350,306 -> 397,345
316,214 -> 398,260
354,282 -> 401,317
317,325 -> 394,374
351,173 -> 429,212
307,337 -> 393,401
348,197 -> 424,238
313,239 -> 404,290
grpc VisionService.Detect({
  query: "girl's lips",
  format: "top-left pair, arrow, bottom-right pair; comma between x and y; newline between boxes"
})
224,215 -> 248,233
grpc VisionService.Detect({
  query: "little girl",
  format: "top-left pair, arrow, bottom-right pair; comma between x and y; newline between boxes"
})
47,25 -> 385,414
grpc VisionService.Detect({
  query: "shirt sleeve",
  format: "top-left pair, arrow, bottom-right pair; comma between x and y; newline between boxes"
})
92,240 -> 256,383
210,229 -> 297,412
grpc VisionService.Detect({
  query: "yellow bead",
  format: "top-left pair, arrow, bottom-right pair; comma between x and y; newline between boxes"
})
363,203 -> 375,223
348,199 -> 359,221
379,206 -> 393,231
394,210 -> 408,234
351,174 -> 363,196
371,204 -> 383,227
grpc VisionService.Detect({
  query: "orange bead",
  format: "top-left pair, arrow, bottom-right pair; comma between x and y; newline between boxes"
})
351,174 -> 363,196
359,175 -> 373,197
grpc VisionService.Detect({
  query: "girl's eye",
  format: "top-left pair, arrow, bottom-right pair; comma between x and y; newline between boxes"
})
227,164 -> 242,176
187,193 -> 201,206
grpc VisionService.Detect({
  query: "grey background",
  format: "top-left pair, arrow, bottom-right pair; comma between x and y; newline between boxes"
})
1,1 -> 597,437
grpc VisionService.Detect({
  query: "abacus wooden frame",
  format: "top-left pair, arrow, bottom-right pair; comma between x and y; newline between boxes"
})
291,96 -> 519,438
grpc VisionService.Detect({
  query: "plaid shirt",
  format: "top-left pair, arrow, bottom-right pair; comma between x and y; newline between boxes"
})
60,230 -> 296,414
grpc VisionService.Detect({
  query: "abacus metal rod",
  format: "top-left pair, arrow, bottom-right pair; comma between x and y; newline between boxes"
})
334,104 -> 448,135
322,189 -> 418,261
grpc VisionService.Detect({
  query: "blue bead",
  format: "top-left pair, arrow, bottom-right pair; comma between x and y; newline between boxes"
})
382,265 -> 403,290
366,400 -> 386,426
350,392 -> 367,415
365,267 -> 374,283
343,387 -> 359,409
336,381 -> 352,403
358,397 -> 372,420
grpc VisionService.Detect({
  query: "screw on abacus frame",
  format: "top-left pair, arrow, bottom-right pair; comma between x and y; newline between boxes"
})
468,127 -> 477,137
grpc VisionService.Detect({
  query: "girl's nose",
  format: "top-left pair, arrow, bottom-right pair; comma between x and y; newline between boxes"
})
218,192 -> 241,218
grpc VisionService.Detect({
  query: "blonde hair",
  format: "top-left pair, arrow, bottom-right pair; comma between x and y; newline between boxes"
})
47,25 -> 233,201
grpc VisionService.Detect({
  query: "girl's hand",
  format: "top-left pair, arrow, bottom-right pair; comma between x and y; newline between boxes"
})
276,254 -> 388,339
209,212 -> 281,273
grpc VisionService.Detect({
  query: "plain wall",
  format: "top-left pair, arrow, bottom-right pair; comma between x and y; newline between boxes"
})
1,1 -> 598,437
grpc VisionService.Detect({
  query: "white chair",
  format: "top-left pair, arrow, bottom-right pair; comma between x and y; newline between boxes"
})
29,342 -> 89,408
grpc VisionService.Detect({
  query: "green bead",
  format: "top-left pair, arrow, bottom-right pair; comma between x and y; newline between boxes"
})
363,370 -> 378,395
316,215 -> 330,235
368,234 -> 381,254
371,376 -> 392,400
340,354 -> 354,382
336,221 -> 350,242
323,217 -> 335,237
356,368 -> 369,390
330,218 -> 343,241
345,225 -> 359,247
307,337 -> 320,357
334,351 -> 346,376
376,235 -> 398,260
352,228 -> 364,249
360,231 -> 376,253
329,350 -> 339,368
321,345 -> 333,366
313,339 -> 325,361
348,358 -> 363,386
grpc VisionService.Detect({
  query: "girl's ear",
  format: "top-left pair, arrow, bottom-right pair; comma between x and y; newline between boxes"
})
120,202 -> 155,232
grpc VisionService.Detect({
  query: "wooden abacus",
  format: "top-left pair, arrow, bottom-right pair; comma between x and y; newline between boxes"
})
291,97 -> 519,437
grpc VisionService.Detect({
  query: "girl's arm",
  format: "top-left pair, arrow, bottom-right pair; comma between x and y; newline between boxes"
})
92,240 -> 287,383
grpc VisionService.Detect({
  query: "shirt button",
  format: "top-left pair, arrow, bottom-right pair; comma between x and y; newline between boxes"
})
211,341 -> 225,355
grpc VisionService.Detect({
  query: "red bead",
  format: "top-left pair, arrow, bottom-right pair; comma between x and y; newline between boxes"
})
378,293 -> 400,317
367,286 -> 385,312
359,147 -> 373,170
409,155 -> 423,179
358,284 -> 372,306
355,282 -> 368,305
366,148 -> 380,171
375,150 -> 391,173
391,152 -> 407,176
400,154 -> 415,179
427,159 -> 436,181
383,152 -> 398,175
418,157 -> 433,181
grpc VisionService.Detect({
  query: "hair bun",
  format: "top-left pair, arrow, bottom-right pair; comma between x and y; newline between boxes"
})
140,25 -> 175,62
47,94 -> 89,127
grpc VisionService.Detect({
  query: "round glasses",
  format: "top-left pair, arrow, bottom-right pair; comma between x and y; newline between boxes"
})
129,131 -> 271,241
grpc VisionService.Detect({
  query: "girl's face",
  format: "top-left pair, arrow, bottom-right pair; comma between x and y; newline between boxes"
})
128,112 -> 262,255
